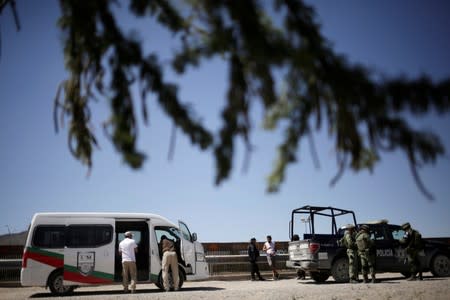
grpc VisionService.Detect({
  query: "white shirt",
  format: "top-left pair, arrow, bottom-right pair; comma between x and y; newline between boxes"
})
264,241 -> 276,256
119,238 -> 138,262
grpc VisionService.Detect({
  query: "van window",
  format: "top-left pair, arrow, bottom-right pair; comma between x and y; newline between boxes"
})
66,225 -> 113,248
32,225 -> 65,248
155,227 -> 180,243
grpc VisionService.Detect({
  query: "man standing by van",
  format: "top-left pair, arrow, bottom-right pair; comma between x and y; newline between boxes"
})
119,231 -> 138,293
160,235 -> 180,291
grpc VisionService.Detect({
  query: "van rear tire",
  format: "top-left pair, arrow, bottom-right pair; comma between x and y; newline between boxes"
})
48,270 -> 75,296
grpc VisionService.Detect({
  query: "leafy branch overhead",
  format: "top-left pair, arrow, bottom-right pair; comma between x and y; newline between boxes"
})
52,0 -> 449,198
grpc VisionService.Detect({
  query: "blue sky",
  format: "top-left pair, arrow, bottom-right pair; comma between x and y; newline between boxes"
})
1,0 -> 449,242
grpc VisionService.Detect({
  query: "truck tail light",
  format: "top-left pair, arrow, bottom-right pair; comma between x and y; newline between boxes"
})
22,249 -> 29,268
309,242 -> 320,254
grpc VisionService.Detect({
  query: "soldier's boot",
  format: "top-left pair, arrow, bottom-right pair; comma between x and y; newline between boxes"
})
418,272 -> 423,281
349,276 -> 358,283
363,274 -> 369,283
406,274 -> 416,281
371,274 -> 377,283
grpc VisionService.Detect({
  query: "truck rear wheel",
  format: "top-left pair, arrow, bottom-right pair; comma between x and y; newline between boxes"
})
331,257 -> 349,283
430,254 -> 450,277
310,271 -> 330,282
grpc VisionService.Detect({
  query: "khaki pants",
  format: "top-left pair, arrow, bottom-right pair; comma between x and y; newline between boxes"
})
122,261 -> 137,291
162,251 -> 179,290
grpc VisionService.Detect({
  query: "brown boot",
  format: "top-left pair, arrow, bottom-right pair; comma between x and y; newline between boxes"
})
406,275 -> 416,281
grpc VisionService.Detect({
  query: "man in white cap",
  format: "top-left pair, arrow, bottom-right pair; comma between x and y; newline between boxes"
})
119,231 -> 138,293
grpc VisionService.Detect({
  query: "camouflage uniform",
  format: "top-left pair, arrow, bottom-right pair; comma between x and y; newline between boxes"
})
339,225 -> 358,283
401,222 -> 424,280
356,225 -> 376,283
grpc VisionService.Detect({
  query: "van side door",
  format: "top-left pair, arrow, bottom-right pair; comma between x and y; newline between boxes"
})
63,218 -> 115,285
178,221 -> 196,274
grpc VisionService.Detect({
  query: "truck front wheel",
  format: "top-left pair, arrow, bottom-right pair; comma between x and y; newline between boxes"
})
430,253 -> 450,277
331,257 -> 349,283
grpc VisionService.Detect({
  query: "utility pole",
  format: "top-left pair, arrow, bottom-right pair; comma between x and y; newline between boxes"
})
5,225 -> 12,245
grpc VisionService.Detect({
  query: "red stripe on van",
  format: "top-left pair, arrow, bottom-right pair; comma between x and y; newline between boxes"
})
27,251 -> 63,268
63,271 -> 113,284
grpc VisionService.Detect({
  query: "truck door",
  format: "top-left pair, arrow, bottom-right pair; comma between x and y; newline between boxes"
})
371,226 -> 395,271
178,221 -> 196,274
63,218 -> 115,285
390,226 -> 409,271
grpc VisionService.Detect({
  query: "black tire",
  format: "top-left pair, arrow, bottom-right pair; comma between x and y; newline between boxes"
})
331,257 -> 349,283
156,267 -> 185,291
400,271 -> 411,278
48,270 -> 75,296
310,271 -> 330,282
430,253 -> 450,277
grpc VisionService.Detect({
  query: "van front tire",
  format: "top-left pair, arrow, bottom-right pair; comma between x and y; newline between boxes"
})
156,268 -> 184,291
48,270 -> 75,296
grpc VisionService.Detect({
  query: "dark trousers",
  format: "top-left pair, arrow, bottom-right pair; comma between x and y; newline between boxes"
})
250,261 -> 262,279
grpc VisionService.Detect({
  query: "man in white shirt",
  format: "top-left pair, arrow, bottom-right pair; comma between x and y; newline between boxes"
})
119,231 -> 138,293
262,235 -> 280,280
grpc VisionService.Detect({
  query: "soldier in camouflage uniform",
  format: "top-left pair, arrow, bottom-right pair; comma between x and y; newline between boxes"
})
400,222 -> 424,281
339,224 -> 359,283
356,224 -> 376,283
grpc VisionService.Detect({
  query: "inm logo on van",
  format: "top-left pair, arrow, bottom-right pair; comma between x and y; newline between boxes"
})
77,252 -> 95,276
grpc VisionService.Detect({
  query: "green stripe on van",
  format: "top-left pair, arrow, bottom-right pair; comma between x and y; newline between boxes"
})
28,246 -> 63,259
150,273 -> 159,282
64,264 -> 114,281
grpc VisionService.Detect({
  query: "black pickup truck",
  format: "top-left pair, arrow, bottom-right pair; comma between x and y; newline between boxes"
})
286,205 -> 450,282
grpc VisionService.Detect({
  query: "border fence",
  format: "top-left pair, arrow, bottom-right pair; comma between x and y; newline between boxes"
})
2,238 -> 449,285
0,241 -> 293,285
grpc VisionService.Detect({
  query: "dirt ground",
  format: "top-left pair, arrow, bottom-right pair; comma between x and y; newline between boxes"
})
1,272 -> 449,300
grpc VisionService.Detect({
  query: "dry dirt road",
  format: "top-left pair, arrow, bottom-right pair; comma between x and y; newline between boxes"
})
1,273 -> 449,300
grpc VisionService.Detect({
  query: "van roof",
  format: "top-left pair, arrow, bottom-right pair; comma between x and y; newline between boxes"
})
31,212 -> 177,227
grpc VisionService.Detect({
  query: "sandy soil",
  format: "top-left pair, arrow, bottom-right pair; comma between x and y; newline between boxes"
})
1,273 -> 449,299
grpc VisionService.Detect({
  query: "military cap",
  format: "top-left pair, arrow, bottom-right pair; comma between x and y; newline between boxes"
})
360,224 -> 369,231
401,222 -> 411,230
346,224 -> 355,229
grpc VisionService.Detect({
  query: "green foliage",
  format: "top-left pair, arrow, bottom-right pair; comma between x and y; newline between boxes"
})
52,0 -> 449,198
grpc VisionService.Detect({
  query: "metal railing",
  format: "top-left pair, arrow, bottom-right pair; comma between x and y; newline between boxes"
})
0,259 -> 21,283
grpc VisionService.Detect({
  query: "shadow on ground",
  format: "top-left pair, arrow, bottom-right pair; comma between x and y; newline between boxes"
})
29,286 -> 224,298
299,274 -> 444,285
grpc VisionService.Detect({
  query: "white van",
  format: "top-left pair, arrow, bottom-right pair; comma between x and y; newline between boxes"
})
21,212 -> 209,295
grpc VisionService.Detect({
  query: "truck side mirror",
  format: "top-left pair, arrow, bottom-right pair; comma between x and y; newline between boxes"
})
192,233 -> 197,242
